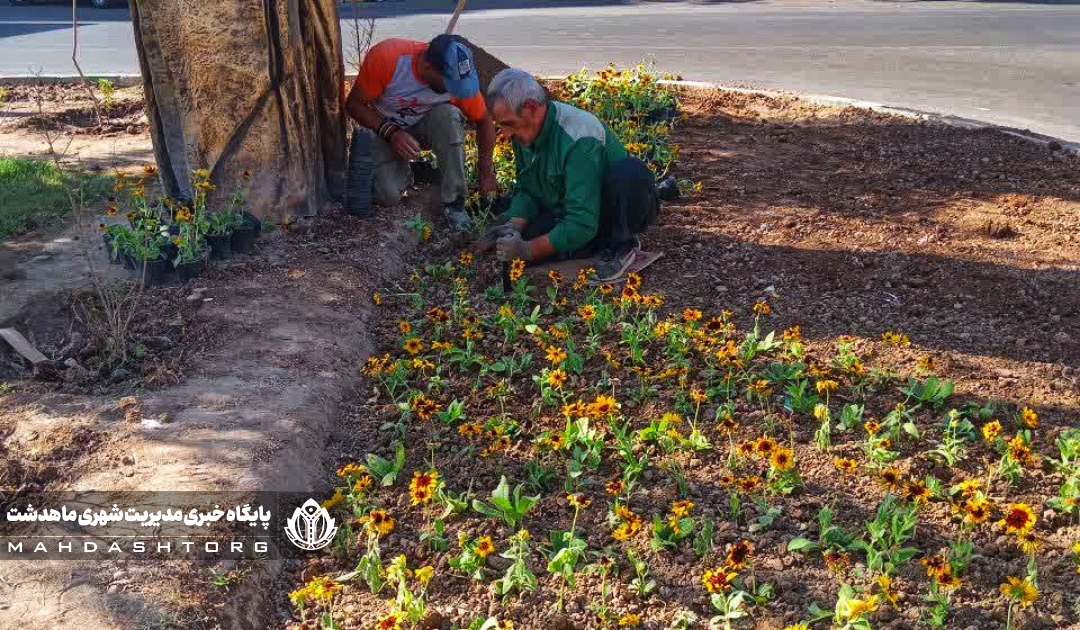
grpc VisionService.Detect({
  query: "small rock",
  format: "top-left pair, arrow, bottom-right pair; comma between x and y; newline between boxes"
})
122,469 -> 135,477
1047,140 -> 1062,152
1053,331 -> 1072,344
550,613 -> 575,630
110,368 -> 130,381
121,455 -> 136,466
419,611 -> 445,629
126,125 -> 137,135
107,584 -> 121,594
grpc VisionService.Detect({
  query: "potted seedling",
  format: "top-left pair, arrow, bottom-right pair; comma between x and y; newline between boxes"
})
171,212 -> 210,283
206,211 -> 237,259
128,229 -> 171,287
226,171 -> 257,254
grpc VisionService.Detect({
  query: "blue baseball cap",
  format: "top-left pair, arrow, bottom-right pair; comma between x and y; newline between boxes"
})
427,34 -> 479,99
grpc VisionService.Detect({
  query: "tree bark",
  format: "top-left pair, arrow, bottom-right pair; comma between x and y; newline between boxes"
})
129,0 -> 345,220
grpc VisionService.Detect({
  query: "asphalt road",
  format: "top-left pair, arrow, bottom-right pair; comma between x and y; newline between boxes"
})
2,0 -> 1078,141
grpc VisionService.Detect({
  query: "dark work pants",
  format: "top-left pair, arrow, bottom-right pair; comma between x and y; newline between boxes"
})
521,157 -> 660,261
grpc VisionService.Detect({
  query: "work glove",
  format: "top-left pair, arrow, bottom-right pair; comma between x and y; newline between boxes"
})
496,232 -> 532,262
476,221 -> 520,253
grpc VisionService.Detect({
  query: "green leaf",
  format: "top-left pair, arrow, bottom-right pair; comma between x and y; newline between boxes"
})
786,538 -> 818,553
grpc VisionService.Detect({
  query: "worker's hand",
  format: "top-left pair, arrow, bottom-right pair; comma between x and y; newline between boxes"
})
390,130 -> 421,162
479,167 -> 498,197
476,222 -> 519,253
496,232 -> 532,262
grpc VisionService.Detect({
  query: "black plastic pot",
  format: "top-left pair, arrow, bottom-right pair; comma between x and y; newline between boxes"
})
230,225 -> 257,254
411,161 -> 441,185
346,128 -> 374,217
240,212 -> 261,238
163,243 -> 180,270
129,255 -> 171,288
102,234 -> 120,264
206,232 -> 233,259
121,252 -> 136,270
175,246 -> 210,283
645,105 -> 679,125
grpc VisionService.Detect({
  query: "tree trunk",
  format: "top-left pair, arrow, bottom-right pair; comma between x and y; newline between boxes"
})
129,0 -> 346,221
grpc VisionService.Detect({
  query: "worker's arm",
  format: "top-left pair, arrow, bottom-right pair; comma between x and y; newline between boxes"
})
345,86 -> 421,161
345,88 -> 383,131
475,116 -> 498,196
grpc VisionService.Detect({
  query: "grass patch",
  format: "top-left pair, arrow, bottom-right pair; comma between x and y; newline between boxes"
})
0,158 -> 113,239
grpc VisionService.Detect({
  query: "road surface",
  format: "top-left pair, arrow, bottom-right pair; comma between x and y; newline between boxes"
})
1,0 -> 1078,141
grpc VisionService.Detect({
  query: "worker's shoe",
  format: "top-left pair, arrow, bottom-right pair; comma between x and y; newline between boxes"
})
592,245 -> 636,283
444,197 -> 470,232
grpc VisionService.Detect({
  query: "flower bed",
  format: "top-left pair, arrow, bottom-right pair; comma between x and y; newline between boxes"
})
280,245 -> 1078,630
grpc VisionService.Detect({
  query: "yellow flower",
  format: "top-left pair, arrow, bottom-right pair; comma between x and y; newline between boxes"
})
415,565 -> 434,586
982,419 -> 1003,442
398,320 -> 411,334
752,301 -> 771,316
336,462 -> 366,478
408,470 -> 439,506
881,330 -> 910,346
877,575 -> 898,607
670,500 -> 694,518
372,291 -> 382,306
1020,406 -> 1038,428
682,308 -> 702,322
545,345 -> 567,365
833,457 -> 859,473
588,394 -> 619,418
702,568 -> 736,593
403,338 -> 423,356
565,493 -> 592,509
998,503 -> 1036,535
363,509 -> 395,537
377,612 -> 402,630
546,369 -> 568,388
509,258 -> 525,281
846,595 -> 879,620
816,379 -> 839,394
771,447 -> 794,471
578,304 -> 597,321
458,251 -> 473,266
1016,531 -> 1043,556
725,540 -> 753,570
618,613 -> 641,627
999,576 -> 1038,607
964,498 -> 992,525
475,536 -> 495,557
320,488 -> 346,510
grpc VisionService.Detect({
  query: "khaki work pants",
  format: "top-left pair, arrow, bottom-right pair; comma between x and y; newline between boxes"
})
371,103 -> 467,206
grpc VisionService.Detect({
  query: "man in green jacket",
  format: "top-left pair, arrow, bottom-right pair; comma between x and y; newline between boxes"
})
476,68 -> 659,281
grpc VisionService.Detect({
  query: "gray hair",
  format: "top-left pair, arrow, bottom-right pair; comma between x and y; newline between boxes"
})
486,68 -> 548,114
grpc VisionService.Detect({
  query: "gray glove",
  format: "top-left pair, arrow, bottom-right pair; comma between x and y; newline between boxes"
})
496,232 -> 532,262
476,221 -> 520,253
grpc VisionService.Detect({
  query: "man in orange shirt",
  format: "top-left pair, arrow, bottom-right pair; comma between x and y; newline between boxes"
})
345,34 -> 497,229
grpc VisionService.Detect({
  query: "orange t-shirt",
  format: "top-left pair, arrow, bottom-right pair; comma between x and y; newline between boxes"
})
352,38 -> 486,127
